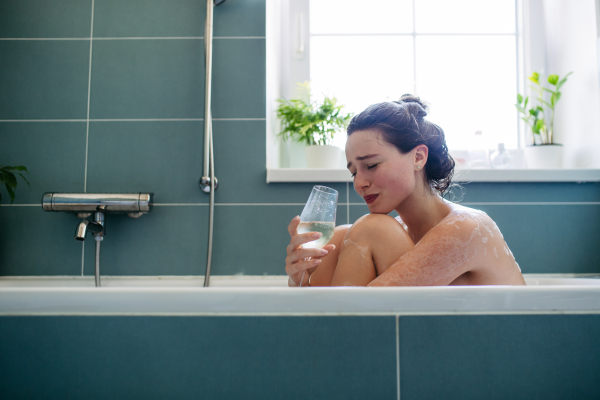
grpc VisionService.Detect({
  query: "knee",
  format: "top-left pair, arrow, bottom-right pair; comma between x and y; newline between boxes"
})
345,214 -> 403,241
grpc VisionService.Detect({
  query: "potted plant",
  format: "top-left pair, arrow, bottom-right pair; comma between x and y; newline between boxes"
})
277,82 -> 353,168
515,71 -> 572,168
0,165 -> 29,204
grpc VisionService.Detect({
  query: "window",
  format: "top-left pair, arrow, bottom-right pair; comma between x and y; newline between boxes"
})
306,0 -> 520,151
267,0 -> 600,176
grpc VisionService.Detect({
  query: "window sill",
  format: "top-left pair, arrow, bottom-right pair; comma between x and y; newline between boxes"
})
266,168 -> 600,183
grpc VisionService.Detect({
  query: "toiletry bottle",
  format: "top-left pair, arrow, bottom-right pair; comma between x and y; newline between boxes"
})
468,131 -> 490,168
490,143 -> 512,169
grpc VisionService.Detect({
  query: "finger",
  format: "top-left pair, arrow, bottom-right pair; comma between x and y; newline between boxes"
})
288,258 -> 322,276
289,231 -> 322,250
323,244 -> 336,252
287,247 -> 329,263
287,215 -> 300,237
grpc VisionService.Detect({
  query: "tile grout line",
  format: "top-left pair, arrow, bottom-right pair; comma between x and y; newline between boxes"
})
396,315 -> 400,400
0,36 -> 265,41
3,202 -> 600,207
0,118 -> 265,122
82,0 -> 95,276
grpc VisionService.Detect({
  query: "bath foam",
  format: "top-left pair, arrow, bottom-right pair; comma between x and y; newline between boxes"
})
342,239 -> 369,260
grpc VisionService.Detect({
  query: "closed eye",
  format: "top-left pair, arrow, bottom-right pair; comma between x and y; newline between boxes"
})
367,164 -> 378,170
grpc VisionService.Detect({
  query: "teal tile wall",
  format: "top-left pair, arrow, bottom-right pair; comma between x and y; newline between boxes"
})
1,0 -> 599,276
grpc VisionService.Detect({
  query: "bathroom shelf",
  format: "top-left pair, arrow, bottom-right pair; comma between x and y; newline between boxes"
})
266,168 -> 600,183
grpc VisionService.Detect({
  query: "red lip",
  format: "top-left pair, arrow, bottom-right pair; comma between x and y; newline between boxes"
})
363,194 -> 378,204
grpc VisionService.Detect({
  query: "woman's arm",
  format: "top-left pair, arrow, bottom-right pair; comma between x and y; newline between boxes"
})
367,211 -> 495,286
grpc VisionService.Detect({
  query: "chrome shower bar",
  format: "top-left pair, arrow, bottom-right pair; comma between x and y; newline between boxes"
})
199,0 -> 224,193
42,193 -> 152,214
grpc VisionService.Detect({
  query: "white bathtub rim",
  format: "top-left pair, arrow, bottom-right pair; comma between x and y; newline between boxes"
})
2,274 -> 599,316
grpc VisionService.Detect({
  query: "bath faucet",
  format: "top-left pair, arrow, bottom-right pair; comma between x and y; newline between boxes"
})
42,193 -> 153,287
75,206 -> 105,241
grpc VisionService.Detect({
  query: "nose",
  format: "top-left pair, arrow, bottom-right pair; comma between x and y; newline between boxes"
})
353,170 -> 370,191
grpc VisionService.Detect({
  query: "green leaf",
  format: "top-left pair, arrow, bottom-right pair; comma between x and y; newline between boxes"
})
547,74 -> 559,85
1,171 -> 17,189
517,93 -> 523,103
17,172 -> 30,186
556,71 -> 573,91
5,184 -> 15,204
550,93 -> 556,107
528,72 -> 539,84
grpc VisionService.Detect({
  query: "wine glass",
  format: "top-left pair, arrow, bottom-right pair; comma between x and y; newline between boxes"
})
296,185 -> 338,287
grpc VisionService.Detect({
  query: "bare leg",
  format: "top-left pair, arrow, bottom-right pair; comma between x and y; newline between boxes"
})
308,224 -> 351,286
330,214 -> 414,286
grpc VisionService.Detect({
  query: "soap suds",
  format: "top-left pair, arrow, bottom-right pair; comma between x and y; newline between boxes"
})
342,239 -> 369,260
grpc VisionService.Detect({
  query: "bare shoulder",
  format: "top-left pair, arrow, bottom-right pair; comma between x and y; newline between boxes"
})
433,203 -> 525,285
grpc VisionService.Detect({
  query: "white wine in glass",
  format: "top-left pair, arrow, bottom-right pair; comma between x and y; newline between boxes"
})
297,186 -> 338,287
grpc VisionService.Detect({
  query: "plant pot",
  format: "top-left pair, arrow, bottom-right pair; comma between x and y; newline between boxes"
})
524,144 -> 563,169
305,145 -> 342,168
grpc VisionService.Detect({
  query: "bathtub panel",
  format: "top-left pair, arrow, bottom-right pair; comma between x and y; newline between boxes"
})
93,0 -> 265,38
0,41 -> 90,119
0,316 -> 397,400
0,0 -> 92,38
398,315 -> 600,400
0,122 -> 87,204
83,206 -> 208,276
212,121 -> 348,204
0,207 -> 85,276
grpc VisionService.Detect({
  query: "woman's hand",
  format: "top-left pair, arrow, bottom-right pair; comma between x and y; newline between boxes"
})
286,216 -> 336,287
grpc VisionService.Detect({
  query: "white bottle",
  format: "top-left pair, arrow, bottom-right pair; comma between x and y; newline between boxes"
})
468,131 -> 490,168
490,143 -> 512,169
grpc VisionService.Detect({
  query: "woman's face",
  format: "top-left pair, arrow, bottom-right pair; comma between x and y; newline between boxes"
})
346,129 -> 421,214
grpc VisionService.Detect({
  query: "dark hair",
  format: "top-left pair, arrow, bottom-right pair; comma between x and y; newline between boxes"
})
346,94 -> 455,196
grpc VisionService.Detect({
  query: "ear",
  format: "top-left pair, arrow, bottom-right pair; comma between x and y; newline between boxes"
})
414,144 -> 429,167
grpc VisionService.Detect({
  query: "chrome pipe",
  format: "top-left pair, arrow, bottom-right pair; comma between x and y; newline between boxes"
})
94,235 -> 102,287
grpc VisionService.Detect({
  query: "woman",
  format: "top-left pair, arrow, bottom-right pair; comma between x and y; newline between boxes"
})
285,95 -> 525,287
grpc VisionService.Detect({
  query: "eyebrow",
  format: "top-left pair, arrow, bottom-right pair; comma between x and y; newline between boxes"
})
347,154 -> 380,169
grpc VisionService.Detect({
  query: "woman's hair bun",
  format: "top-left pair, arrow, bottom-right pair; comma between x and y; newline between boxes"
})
394,94 -> 429,118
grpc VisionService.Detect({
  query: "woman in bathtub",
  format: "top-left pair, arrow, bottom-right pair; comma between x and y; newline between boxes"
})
285,95 -> 525,287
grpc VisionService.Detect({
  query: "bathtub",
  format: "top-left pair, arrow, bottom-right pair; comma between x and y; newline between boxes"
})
1,274 -> 599,399
1,274 -> 599,316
